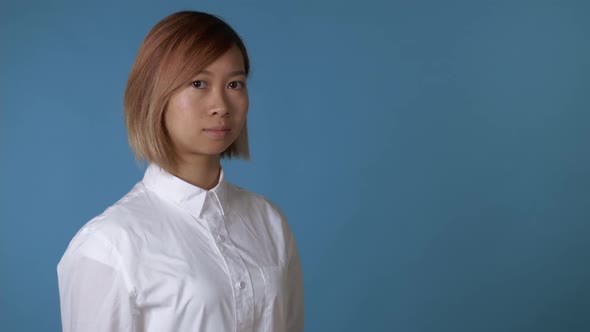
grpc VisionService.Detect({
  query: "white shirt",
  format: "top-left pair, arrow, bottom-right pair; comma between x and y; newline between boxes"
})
57,164 -> 304,332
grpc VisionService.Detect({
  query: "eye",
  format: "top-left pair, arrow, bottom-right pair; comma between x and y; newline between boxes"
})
191,80 -> 207,88
228,81 -> 245,90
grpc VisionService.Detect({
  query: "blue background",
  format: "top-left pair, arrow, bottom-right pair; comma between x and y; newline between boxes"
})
1,0 -> 589,331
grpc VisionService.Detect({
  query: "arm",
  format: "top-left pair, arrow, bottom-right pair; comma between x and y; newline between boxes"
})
57,232 -> 137,332
285,223 -> 305,332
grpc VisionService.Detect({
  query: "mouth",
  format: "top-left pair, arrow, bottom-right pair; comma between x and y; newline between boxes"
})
204,126 -> 231,131
203,126 -> 231,139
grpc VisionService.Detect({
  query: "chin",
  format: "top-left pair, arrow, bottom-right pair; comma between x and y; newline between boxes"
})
199,146 -> 232,156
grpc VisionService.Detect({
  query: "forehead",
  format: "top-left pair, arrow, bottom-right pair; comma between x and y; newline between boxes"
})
198,45 -> 245,75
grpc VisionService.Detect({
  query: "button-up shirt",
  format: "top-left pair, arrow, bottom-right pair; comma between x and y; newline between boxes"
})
57,164 -> 304,332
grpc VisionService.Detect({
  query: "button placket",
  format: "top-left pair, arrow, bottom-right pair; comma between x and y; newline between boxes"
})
203,192 -> 254,331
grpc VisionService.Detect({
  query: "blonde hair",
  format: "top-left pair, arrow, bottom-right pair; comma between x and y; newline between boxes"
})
124,11 -> 251,169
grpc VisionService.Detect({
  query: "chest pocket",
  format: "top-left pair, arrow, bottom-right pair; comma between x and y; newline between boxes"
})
260,266 -> 287,331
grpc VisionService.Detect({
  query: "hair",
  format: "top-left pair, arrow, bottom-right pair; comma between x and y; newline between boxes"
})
124,11 -> 251,170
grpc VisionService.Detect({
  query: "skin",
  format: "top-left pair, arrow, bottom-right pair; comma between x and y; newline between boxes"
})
164,45 -> 248,189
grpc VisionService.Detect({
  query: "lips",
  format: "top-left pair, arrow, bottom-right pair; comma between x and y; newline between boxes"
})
203,126 -> 230,131
203,126 -> 231,139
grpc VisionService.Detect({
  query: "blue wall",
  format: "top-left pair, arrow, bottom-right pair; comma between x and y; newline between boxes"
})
1,0 -> 589,331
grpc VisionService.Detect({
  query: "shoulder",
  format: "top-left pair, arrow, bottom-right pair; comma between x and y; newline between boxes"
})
225,183 -> 300,261
224,182 -> 297,249
59,183 -> 152,266
225,182 -> 288,221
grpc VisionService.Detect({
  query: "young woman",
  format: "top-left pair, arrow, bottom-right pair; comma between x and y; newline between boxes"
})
57,11 -> 304,332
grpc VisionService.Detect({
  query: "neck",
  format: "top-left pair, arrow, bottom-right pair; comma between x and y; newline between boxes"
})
167,154 -> 222,190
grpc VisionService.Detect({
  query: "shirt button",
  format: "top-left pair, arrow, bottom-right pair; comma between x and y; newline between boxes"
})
238,281 -> 246,290
217,234 -> 225,242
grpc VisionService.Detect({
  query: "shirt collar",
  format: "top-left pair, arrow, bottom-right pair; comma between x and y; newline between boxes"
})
142,163 -> 228,218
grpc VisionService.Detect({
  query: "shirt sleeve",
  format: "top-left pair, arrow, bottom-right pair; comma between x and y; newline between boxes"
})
57,231 -> 137,332
285,222 -> 305,332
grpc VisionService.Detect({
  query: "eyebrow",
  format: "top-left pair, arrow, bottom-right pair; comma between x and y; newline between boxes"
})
197,69 -> 246,77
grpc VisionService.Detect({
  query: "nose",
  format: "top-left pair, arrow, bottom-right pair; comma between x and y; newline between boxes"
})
208,89 -> 230,117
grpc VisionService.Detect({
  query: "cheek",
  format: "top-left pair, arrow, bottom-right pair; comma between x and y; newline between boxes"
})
165,104 -> 202,141
230,95 -> 249,118
164,108 -> 183,137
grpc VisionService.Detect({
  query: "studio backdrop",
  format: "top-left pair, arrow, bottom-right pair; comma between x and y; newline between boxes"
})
1,0 -> 589,331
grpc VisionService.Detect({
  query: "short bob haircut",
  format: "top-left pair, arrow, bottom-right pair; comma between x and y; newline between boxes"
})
124,11 -> 250,170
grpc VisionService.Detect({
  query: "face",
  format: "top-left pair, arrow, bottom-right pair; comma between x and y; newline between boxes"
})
165,45 -> 249,162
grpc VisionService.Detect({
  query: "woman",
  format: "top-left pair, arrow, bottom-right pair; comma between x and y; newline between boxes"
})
57,11 -> 304,332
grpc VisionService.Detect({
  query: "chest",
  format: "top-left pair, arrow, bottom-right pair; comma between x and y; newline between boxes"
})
127,208 -> 288,331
